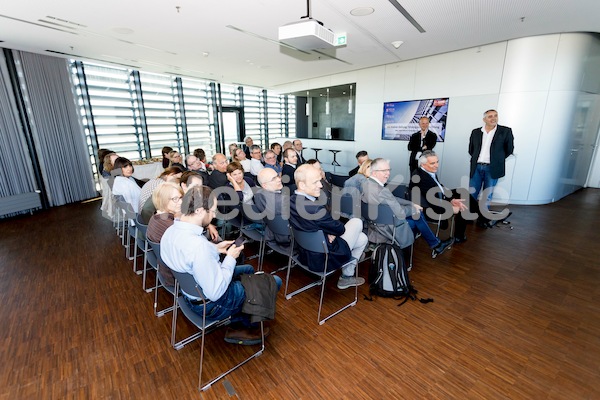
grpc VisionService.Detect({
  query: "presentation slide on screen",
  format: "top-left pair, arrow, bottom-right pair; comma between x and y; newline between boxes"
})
381,98 -> 449,141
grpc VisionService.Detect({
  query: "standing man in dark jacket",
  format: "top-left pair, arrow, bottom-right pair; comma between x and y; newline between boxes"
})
468,109 -> 514,203
408,116 -> 438,173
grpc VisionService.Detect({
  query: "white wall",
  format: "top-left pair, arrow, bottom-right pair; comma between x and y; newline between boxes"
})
275,33 -> 600,205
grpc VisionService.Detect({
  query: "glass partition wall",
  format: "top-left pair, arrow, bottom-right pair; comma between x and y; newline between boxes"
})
293,83 -> 356,141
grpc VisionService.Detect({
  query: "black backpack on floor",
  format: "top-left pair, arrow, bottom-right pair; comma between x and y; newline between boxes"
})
367,243 -> 433,306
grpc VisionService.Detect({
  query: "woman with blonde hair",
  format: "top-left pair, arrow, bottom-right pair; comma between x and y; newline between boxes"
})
343,159 -> 372,194
147,182 -> 184,287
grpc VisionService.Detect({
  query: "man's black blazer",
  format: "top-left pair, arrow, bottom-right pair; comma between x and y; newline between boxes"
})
408,130 -> 437,171
410,168 -> 451,216
468,125 -> 514,179
289,193 -> 351,272
281,164 -> 296,187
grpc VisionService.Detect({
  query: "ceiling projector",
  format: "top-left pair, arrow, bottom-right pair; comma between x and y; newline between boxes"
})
278,19 -> 340,51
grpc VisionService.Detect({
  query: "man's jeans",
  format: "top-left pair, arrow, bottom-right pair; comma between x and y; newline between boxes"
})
185,265 -> 282,326
407,213 -> 440,248
470,163 -> 498,205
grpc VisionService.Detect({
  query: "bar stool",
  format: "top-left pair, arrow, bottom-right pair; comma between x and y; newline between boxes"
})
311,148 -> 322,162
329,150 -> 341,166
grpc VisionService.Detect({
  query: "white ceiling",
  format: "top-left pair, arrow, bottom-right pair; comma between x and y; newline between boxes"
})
1,0 -> 599,89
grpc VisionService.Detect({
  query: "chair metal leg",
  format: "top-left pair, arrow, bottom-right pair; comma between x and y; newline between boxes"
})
154,267 -> 174,317
317,260 -> 359,325
198,321 -> 264,391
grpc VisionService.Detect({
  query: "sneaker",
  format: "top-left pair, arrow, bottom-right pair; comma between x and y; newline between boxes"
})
432,238 -> 453,258
337,276 -> 365,290
224,326 -> 269,346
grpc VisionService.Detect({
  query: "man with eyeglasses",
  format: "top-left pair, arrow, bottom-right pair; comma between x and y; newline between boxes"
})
208,153 -> 229,189
254,168 -> 291,246
249,145 -> 265,176
263,150 -> 282,174
362,158 -> 453,258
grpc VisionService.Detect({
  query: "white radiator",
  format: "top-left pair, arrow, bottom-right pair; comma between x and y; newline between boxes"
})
0,191 -> 42,217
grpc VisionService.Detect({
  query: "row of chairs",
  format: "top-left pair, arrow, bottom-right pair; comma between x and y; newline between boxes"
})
112,196 -> 257,391
111,194 -> 359,390
219,205 -> 360,325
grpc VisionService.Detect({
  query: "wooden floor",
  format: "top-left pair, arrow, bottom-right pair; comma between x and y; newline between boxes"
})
1,189 -> 599,399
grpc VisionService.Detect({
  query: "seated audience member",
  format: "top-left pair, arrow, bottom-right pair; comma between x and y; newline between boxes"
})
263,150 -> 282,175
348,151 -> 369,177
361,158 -> 453,258
280,140 -> 293,163
185,154 -> 209,183
208,153 -> 229,189
167,150 -> 186,170
306,159 -> 332,212
98,148 -> 114,177
180,170 -> 220,242
160,185 -> 282,345
242,136 -> 254,159
270,142 -> 283,165
192,148 -> 208,170
139,166 -> 184,215
228,143 -> 239,162
233,148 -> 252,172
292,139 -> 306,165
146,182 -> 184,287
226,162 -> 256,204
281,148 -> 298,188
344,159 -> 372,194
410,151 -> 490,243
289,164 -> 368,289
186,154 -> 201,171
249,145 -> 265,176
112,157 -> 144,212
161,146 -> 173,168
254,168 -> 290,246
102,152 -> 119,178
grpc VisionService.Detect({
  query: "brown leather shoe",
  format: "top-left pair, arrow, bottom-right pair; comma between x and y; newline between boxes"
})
224,326 -> 269,346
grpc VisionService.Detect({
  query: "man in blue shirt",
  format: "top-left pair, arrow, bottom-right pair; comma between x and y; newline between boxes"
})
161,185 -> 282,345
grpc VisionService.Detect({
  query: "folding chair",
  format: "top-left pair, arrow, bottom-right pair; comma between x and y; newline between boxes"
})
259,214 -> 293,273
113,196 -> 137,262
331,190 -> 361,221
135,215 -> 160,291
238,205 -> 265,263
286,228 -> 359,325
133,214 -> 152,278
361,201 -> 414,269
170,270 -> 264,391
147,239 -> 176,318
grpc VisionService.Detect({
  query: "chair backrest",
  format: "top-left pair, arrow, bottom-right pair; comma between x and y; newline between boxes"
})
135,214 -> 148,236
336,191 -> 361,219
361,201 -> 398,243
361,202 -> 397,226
330,173 -> 350,188
171,270 -> 208,301
290,227 -> 328,255
264,213 -> 290,237
391,184 -> 409,200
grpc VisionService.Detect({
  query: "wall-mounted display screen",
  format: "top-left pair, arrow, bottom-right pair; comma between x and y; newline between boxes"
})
381,98 -> 449,141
